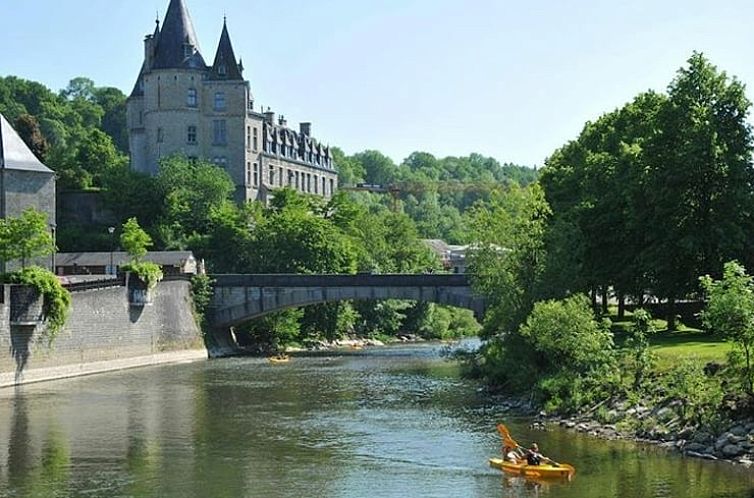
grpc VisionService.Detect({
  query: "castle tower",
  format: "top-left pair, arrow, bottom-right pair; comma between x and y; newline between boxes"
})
126,0 -> 338,203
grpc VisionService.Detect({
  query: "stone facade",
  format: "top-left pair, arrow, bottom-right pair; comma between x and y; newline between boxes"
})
0,280 -> 205,387
127,0 -> 338,203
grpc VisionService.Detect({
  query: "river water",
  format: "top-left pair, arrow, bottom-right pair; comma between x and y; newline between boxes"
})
0,342 -> 753,497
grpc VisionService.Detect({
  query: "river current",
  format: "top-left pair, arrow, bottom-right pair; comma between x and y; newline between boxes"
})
0,342 -> 753,497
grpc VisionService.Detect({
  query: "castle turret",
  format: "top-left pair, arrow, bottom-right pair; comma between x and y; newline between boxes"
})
211,19 -> 243,80
152,0 -> 206,69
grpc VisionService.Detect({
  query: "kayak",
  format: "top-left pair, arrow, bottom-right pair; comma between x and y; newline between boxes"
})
267,355 -> 290,364
489,458 -> 575,479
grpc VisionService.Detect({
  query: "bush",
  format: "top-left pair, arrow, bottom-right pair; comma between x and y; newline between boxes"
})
122,261 -> 163,289
7,266 -> 71,342
664,358 -> 724,426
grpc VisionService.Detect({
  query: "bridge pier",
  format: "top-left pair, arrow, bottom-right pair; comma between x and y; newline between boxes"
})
206,325 -> 243,358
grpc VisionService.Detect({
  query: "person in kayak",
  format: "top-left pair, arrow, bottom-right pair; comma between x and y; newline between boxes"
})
526,443 -> 545,466
503,445 -> 521,463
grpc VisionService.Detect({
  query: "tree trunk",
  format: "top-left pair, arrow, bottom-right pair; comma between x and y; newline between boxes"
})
617,292 -> 625,320
667,297 -> 677,331
591,288 -> 597,312
601,287 -> 608,315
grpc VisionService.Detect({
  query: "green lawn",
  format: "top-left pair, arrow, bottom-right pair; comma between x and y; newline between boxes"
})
607,309 -> 731,368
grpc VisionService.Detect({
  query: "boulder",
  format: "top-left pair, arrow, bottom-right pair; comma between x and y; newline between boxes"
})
684,442 -> 707,453
722,444 -> 745,458
730,425 -> 748,437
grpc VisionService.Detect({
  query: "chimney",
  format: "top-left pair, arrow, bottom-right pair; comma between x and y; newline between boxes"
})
264,111 -> 276,124
278,115 -> 287,127
300,122 -> 312,136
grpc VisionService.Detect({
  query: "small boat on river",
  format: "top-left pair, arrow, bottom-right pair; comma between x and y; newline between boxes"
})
267,355 -> 290,364
489,458 -> 575,479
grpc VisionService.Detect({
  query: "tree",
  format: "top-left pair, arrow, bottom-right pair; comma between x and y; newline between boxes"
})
700,261 -> 754,395
13,114 -> 49,160
644,53 -> 754,327
0,208 -> 54,268
120,218 -> 152,262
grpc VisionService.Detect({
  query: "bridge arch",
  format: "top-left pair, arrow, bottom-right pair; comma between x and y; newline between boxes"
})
208,273 -> 487,329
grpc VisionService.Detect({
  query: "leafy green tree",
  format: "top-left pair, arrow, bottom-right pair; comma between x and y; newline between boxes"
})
120,218 -> 152,262
645,53 -> 754,327
8,208 -> 55,267
700,261 -> 754,395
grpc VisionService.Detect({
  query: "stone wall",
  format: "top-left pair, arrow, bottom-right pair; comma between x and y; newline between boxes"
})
0,280 -> 206,387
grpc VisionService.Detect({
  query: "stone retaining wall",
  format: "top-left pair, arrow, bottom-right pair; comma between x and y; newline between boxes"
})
0,280 -> 206,387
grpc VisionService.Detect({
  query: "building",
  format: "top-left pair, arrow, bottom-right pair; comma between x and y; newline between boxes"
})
55,251 -> 198,278
0,113 -> 56,271
127,0 -> 338,203
421,239 -> 477,274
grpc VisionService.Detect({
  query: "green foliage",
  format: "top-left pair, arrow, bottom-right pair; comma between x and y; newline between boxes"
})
6,266 -> 71,342
468,183 -> 551,337
121,261 -> 163,289
625,308 -> 657,389
190,274 -> 214,332
120,218 -> 152,262
700,261 -> 754,395
0,75 -> 128,190
664,358 -> 724,426
0,208 -> 54,267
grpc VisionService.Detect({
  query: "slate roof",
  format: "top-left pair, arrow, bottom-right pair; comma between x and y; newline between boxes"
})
152,0 -> 207,70
56,251 -> 196,267
210,20 -> 243,80
0,113 -> 54,174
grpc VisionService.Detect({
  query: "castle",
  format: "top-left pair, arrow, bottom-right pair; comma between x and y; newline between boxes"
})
126,0 -> 338,203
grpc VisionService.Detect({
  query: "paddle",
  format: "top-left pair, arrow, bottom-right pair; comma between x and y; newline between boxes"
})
496,423 -> 560,467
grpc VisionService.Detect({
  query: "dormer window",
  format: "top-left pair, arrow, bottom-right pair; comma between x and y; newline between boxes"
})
187,88 -> 197,107
183,43 -> 193,59
218,64 -> 227,76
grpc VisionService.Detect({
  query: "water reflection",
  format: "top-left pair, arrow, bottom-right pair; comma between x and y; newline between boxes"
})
0,345 -> 753,497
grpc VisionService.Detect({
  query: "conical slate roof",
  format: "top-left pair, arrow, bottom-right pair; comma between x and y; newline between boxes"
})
152,0 -> 206,70
0,114 -> 54,173
211,20 -> 243,80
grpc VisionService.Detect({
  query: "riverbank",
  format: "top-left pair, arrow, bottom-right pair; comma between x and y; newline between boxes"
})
483,389 -> 754,467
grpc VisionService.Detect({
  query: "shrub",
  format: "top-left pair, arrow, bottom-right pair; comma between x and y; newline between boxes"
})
7,266 -> 71,342
122,261 -> 163,289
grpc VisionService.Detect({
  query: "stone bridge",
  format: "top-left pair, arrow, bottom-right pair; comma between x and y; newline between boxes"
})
206,273 -> 487,356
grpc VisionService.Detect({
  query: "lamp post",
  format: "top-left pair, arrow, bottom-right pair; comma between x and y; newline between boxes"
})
108,226 -> 115,276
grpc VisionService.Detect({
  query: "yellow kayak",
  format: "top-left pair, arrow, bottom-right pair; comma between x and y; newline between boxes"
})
489,458 -> 575,479
267,355 -> 290,364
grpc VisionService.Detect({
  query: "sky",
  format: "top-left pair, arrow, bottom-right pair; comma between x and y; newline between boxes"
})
1,0 -> 754,167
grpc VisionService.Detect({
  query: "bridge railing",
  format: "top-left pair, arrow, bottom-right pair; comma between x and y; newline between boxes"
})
210,273 -> 472,288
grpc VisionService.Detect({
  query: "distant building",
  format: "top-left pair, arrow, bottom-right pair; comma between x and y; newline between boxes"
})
421,239 -> 470,273
55,251 -> 198,277
0,113 -> 56,271
127,0 -> 338,203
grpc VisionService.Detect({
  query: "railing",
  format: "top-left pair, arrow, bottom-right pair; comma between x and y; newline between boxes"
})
211,273 -> 472,288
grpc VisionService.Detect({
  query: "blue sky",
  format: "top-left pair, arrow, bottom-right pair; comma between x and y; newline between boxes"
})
2,0 -> 754,166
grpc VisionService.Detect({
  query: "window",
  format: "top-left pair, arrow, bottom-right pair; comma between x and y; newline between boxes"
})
295,171 -> 300,190
213,120 -> 227,145
287,169 -> 293,187
246,126 -> 251,150
214,92 -> 226,111
214,156 -> 227,167
253,128 -> 258,151
322,177 -> 326,195
157,128 -> 164,143
187,88 -> 197,107
314,175 -> 319,194
269,165 -> 275,185
329,178 -> 334,196
246,162 -> 251,185
307,174 -> 312,193
279,167 -> 283,186
253,163 -> 258,187
187,125 -> 197,144
218,64 -> 227,76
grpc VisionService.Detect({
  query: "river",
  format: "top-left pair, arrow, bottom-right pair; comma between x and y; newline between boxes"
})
0,342 -> 752,497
